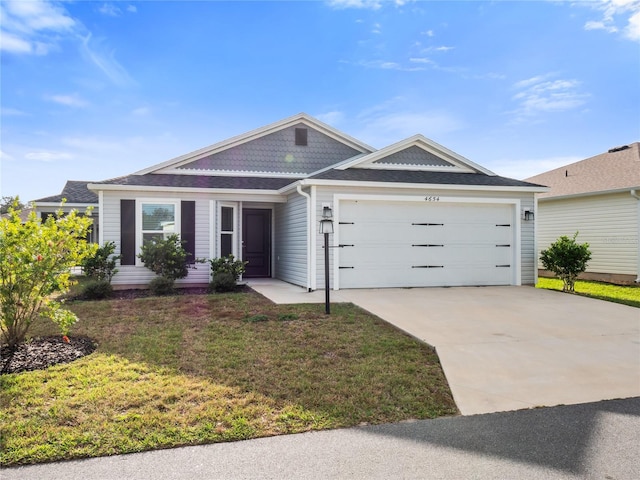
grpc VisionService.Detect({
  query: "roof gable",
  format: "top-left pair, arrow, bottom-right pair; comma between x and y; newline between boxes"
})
137,113 -> 374,177
336,135 -> 495,176
525,142 -> 640,199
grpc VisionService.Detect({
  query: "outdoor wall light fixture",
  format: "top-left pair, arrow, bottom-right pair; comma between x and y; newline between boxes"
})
319,204 -> 334,314
523,209 -> 535,221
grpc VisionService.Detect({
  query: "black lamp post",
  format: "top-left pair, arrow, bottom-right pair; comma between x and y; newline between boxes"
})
319,205 -> 334,314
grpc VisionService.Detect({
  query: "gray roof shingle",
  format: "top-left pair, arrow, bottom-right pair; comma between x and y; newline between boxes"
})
310,168 -> 544,188
34,181 -> 98,204
92,174 -> 301,190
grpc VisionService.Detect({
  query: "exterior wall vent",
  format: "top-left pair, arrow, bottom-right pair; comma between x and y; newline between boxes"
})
295,128 -> 308,146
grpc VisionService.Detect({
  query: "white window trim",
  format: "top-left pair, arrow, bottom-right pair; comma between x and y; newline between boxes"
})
217,202 -> 238,258
136,199 -> 181,266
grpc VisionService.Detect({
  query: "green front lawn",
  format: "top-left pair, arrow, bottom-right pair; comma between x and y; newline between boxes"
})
0,291 -> 457,466
536,277 -> 640,308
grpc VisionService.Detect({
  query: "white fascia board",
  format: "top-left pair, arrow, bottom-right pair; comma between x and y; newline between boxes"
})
299,178 -> 549,193
134,113 -> 374,176
87,183 -> 288,202
34,202 -> 98,208
537,186 -> 640,202
336,134 -> 495,176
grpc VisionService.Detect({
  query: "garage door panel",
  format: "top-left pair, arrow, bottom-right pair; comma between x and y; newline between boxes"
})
338,200 -> 515,288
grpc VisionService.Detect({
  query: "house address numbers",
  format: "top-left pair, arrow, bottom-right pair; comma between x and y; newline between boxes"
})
425,196 -> 440,202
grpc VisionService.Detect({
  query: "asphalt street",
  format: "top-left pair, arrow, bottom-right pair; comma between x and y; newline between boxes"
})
3,397 -> 639,480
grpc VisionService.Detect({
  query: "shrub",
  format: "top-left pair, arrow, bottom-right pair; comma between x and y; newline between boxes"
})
149,276 -> 176,296
540,232 -> 592,293
138,234 -> 189,292
82,279 -> 114,300
0,201 -> 96,347
208,255 -> 247,293
209,255 -> 247,281
209,272 -> 237,293
82,241 -> 121,282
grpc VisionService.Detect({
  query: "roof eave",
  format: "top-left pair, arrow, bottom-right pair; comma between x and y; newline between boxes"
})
297,178 -> 549,193
87,183 -> 288,199
538,186 -> 640,201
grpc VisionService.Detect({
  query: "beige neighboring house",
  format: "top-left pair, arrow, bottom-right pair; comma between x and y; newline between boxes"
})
526,142 -> 640,284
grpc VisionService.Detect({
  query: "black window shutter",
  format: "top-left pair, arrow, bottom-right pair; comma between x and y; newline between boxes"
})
120,199 -> 136,265
181,201 -> 196,264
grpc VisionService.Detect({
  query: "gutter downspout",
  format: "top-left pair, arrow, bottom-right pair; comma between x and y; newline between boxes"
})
297,184 -> 313,291
631,189 -> 640,283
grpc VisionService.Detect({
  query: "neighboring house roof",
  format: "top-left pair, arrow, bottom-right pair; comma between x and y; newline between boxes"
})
33,180 -> 99,204
525,142 -> 640,200
0,207 -> 34,223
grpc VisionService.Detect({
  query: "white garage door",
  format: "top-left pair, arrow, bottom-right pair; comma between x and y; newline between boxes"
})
338,200 -> 515,288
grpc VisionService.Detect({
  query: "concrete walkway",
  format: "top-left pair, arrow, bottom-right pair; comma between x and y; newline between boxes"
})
248,279 -> 640,415
3,397 -> 639,479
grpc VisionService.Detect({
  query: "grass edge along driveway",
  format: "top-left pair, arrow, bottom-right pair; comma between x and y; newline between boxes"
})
0,291 -> 457,466
536,278 -> 640,308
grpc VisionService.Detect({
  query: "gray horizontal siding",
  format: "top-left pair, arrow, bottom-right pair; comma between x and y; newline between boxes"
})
102,191 -> 211,286
274,192 -> 308,287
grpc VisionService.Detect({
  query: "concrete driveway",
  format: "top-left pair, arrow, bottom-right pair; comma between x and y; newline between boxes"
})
248,280 -> 640,415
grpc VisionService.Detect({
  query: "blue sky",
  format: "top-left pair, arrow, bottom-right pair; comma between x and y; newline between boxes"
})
1,0 -> 639,203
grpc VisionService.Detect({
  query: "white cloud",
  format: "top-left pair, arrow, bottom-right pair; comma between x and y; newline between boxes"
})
98,3 -> 121,17
409,57 -> 434,64
580,0 -> 640,42
326,0 -> 383,10
627,9 -> 640,39
0,0 -> 75,55
355,59 -> 426,71
316,110 -> 345,126
45,94 -> 89,108
0,32 -> 33,54
421,30 -> 434,37
80,33 -> 135,87
0,107 -> 28,116
326,0 -> 412,10
351,99 -> 464,147
509,74 -> 589,121
0,150 -> 16,161
127,5 -> 138,14
25,151 -> 73,162
131,106 -> 151,116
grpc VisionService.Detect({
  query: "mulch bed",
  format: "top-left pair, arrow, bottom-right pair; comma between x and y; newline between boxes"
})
1,336 -> 97,375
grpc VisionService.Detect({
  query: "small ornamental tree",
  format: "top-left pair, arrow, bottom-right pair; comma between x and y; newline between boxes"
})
0,202 -> 97,348
540,232 -> 592,293
138,234 -> 189,293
